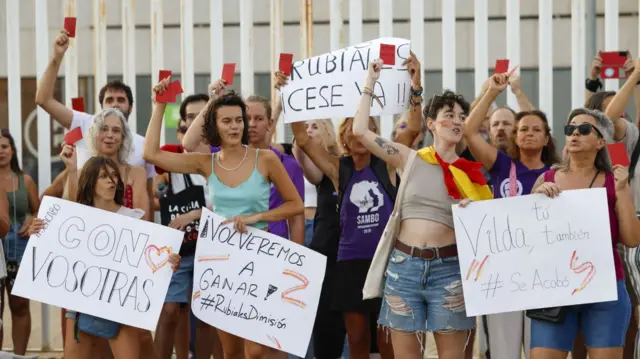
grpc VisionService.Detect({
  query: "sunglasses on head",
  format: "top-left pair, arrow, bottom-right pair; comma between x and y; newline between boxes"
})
564,123 -> 603,138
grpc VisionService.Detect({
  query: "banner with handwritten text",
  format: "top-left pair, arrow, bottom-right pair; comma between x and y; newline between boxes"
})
452,189 -> 618,316
192,209 -> 327,357
12,196 -> 183,331
280,37 -> 411,124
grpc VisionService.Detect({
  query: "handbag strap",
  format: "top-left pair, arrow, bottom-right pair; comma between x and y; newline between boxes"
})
183,173 -> 194,188
391,150 -> 418,216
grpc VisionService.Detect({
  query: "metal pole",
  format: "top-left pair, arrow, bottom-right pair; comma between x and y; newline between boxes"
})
586,0 -> 597,68
271,0 -> 284,143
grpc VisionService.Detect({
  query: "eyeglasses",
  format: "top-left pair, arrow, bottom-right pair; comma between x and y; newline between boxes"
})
564,123 -> 603,138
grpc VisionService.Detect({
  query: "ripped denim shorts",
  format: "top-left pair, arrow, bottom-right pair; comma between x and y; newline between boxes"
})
378,248 -> 475,333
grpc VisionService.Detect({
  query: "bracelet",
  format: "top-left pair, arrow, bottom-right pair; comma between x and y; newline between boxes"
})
363,87 -> 384,108
585,78 -> 602,92
409,95 -> 424,108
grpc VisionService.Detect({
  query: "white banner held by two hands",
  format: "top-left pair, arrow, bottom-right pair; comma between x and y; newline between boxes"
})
281,37 -> 411,124
12,196 -> 184,331
192,209 -> 327,357
452,189 -> 618,316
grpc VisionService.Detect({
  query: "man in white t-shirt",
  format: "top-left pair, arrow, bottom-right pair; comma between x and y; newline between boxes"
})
35,30 -> 155,218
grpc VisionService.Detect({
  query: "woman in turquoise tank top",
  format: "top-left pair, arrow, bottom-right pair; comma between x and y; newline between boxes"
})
0,131 -> 40,355
144,79 -> 303,359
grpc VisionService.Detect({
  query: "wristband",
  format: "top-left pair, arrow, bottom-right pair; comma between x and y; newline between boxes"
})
585,78 -> 602,92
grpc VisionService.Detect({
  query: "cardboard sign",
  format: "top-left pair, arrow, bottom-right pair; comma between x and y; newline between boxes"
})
192,209 -> 327,357
280,37 -> 411,124
12,197 -> 184,331
451,189 -> 617,316
222,64 -> 236,85
64,17 -> 77,38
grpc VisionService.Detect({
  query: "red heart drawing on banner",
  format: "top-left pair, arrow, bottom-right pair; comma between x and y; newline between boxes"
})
145,245 -> 173,273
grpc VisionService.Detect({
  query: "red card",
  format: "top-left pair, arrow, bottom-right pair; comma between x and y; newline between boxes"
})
495,59 -> 510,74
64,127 -> 83,145
71,97 -> 85,112
64,17 -> 77,38
608,143 -> 630,167
279,53 -> 294,76
600,51 -> 627,79
159,70 -> 172,83
222,63 -> 236,85
156,80 -> 184,103
379,44 -> 396,65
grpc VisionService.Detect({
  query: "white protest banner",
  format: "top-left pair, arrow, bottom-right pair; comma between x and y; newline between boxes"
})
12,196 -> 183,331
281,37 -> 411,123
452,189 -> 618,316
192,209 -> 326,357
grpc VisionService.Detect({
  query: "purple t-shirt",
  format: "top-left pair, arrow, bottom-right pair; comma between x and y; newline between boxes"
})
339,166 -> 393,261
209,146 -> 304,239
490,150 -> 549,198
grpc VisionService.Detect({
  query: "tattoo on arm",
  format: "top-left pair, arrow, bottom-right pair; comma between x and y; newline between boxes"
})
374,137 -> 400,156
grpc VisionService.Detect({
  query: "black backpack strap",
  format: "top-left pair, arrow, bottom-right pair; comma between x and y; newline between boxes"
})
183,174 -> 194,188
630,139 -> 640,182
370,155 -> 398,201
337,156 -> 354,212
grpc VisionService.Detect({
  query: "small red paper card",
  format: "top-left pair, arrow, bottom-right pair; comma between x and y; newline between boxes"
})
379,44 -> 396,65
600,51 -> 627,79
608,143 -> 630,167
156,81 -> 184,103
279,53 -> 294,76
64,127 -> 83,145
495,59 -> 510,74
64,17 -> 77,38
71,97 -> 85,112
159,70 -> 172,82
222,63 -> 236,85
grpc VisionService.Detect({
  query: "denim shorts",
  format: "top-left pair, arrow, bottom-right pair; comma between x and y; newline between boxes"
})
165,254 -> 195,303
65,310 -> 121,339
378,247 -> 475,333
531,279 -> 631,351
4,223 -> 28,263
304,219 -> 314,247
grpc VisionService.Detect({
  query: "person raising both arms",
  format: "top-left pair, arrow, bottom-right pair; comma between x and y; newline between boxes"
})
144,79 -> 303,359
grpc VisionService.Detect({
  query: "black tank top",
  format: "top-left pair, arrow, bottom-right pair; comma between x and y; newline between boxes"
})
309,175 -> 340,263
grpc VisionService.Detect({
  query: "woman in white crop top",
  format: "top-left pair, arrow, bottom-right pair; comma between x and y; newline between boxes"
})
353,60 -> 491,359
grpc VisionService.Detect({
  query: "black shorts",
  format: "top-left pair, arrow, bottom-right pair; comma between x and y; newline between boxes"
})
332,259 -> 382,314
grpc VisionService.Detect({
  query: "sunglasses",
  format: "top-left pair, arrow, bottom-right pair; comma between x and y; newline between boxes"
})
564,123 -> 603,138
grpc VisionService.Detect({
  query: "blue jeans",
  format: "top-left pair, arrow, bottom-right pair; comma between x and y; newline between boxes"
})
165,254 -> 195,303
531,279 -> 631,351
378,247 -> 475,332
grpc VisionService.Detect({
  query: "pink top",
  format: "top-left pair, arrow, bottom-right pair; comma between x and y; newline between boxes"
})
124,184 -> 133,209
544,169 -> 624,280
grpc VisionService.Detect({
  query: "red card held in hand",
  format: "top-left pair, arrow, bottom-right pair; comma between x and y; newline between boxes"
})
279,53 -> 294,76
222,63 -> 236,85
600,51 -> 627,79
64,127 -> 83,145
64,17 -> 77,38
494,59 -> 510,74
156,81 -> 184,103
71,97 -> 85,112
608,143 -> 630,167
379,44 -> 396,65
159,70 -> 172,82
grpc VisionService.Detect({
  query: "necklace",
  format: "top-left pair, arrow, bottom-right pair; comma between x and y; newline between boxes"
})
217,146 -> 248,171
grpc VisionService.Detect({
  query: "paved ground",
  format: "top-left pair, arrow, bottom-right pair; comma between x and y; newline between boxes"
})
0,299 -> 508,358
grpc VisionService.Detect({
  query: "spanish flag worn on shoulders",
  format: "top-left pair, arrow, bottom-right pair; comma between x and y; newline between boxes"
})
417,146 -> 493,201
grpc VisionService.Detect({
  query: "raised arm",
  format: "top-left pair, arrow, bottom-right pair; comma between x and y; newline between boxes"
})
131,167 -> 152,221
274,71 -> 340,186
293,142 -> 323,185
509,76 -> 535,112
614,166 -> 640,247
352,60 -> 411,169
463,74 -> 507,171
34,30 -> 74,129
182,80 -> 224,154
605,59 -> 640,141
60,143 -> 78,202
145,79 -> 211,177
394,52 -> 423,148
41,170 -> 66,200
